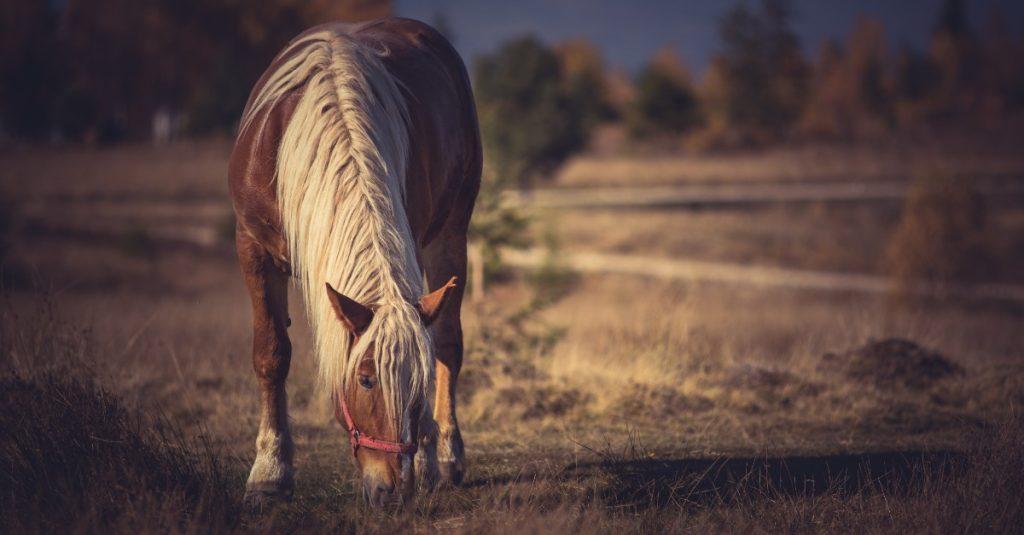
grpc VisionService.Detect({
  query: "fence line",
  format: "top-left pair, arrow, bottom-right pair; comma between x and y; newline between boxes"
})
503,180 -> 1024,210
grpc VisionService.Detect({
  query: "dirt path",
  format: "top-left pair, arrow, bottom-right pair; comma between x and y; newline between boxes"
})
502,247 -> 1024,303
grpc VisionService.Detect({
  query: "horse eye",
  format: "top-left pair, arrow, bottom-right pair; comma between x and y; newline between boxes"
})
358,374 -> 375,390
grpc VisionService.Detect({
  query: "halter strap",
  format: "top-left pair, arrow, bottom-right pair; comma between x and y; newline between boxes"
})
335,389 -> 418,456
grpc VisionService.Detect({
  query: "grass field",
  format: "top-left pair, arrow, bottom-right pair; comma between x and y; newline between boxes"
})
1,141 -> 1023,532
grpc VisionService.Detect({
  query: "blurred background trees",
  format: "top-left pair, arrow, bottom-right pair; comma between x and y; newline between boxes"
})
473,36 -> 593,188
556,39 -> 615,138
0,0 -> 64,141
799,17 -> 893,139
470,36 -> 610,282
1,0 -> 391,142
1,0 -> 1022,154
628,48 -> 700,139
701,0 -> 809,146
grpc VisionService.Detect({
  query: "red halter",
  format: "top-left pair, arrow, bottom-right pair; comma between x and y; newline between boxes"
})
335,390 -> 418,457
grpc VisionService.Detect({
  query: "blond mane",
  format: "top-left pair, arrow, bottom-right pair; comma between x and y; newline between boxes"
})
240,26 -> 432,436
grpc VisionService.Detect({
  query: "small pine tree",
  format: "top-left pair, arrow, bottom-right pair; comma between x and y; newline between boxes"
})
706,0 -> 809,145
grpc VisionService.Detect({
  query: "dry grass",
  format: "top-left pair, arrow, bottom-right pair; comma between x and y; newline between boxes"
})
2,284 -> 1023,533
0,375 -> 241,533
530,204 -> 900,275
529,203 -> 1024,283
554,138 -> 1024,187
0,139 -> 233,201
2,141 -> 1023,532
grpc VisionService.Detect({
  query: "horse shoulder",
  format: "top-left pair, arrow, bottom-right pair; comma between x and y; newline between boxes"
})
228,90 -> 303,270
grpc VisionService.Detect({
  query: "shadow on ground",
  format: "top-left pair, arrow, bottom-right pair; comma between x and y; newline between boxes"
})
467,451 -> 963,510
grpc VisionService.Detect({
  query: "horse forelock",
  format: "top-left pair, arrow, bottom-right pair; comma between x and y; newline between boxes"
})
249,27 -> 432,433
350,304 -> 434,432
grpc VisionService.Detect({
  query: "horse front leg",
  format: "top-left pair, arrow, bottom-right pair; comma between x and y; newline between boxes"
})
237,231 -> 294,508
433,330 -> 465,486
421,228 -> 468,487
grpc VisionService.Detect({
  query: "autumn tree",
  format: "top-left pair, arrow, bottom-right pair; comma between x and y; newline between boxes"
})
556,38 -> 614,132
53,0 -> 392,141
800,17 -> 892,139
628,47 -> 700,138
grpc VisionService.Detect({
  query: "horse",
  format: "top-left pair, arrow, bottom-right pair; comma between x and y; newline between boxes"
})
228,18 -> 481,508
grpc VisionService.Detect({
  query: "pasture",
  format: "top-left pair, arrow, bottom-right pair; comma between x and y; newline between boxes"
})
2,140 -> 1023,532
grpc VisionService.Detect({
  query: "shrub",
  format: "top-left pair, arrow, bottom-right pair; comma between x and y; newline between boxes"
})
884,174 -> 992,295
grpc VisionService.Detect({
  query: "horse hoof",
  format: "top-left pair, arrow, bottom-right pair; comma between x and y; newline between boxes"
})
417,463 -> 439,492
438,460 -> 464,487
243,484 -> 292,514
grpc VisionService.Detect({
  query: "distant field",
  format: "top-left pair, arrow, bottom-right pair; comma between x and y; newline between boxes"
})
554,135 -> 1024,187
527,203 -> 1024,285
2,141 -> 1023,532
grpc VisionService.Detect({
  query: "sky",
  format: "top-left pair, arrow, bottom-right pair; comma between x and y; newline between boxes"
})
396,0 -> 1024,74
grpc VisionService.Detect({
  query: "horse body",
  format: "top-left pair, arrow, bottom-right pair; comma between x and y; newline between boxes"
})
228,18 -> 480,507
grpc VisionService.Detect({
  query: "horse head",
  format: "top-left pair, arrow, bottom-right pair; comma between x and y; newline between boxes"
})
325,278 -> 456,507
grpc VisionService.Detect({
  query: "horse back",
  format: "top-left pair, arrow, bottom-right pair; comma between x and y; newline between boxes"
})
354,18 -> 482,244
228,18 -> 481,264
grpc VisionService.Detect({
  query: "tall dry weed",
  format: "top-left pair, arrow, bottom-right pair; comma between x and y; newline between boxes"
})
0,295 -> 241,533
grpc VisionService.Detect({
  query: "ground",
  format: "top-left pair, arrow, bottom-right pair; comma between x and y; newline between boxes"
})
1,140 -> 1022,532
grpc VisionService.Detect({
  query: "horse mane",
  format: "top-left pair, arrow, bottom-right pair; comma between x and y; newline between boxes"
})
240,26 -> 432,435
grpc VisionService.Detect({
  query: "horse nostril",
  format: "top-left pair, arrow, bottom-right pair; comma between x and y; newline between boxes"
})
363,479 -> 395,508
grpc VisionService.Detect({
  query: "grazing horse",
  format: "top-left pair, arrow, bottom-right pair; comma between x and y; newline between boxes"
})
228,18 -> 481,508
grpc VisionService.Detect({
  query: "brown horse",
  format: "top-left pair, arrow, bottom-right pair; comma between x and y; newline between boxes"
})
228,18 -> 480,508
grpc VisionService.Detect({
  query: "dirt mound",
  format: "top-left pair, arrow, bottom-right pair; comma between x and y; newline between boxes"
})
724,363 -> 809,391
614,383 -> 715,418
465,382 -> 590,422
720,364 -> 824,412
820,338 -> 964,390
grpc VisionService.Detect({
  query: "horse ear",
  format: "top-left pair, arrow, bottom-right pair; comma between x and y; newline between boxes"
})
417,276 -> 458,326
325,283 -> 373,335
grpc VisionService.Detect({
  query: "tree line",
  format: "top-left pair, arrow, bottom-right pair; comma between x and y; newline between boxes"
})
2,0 -> 1021,169
474,0 -> 1024,185
0,0 -> 391,142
